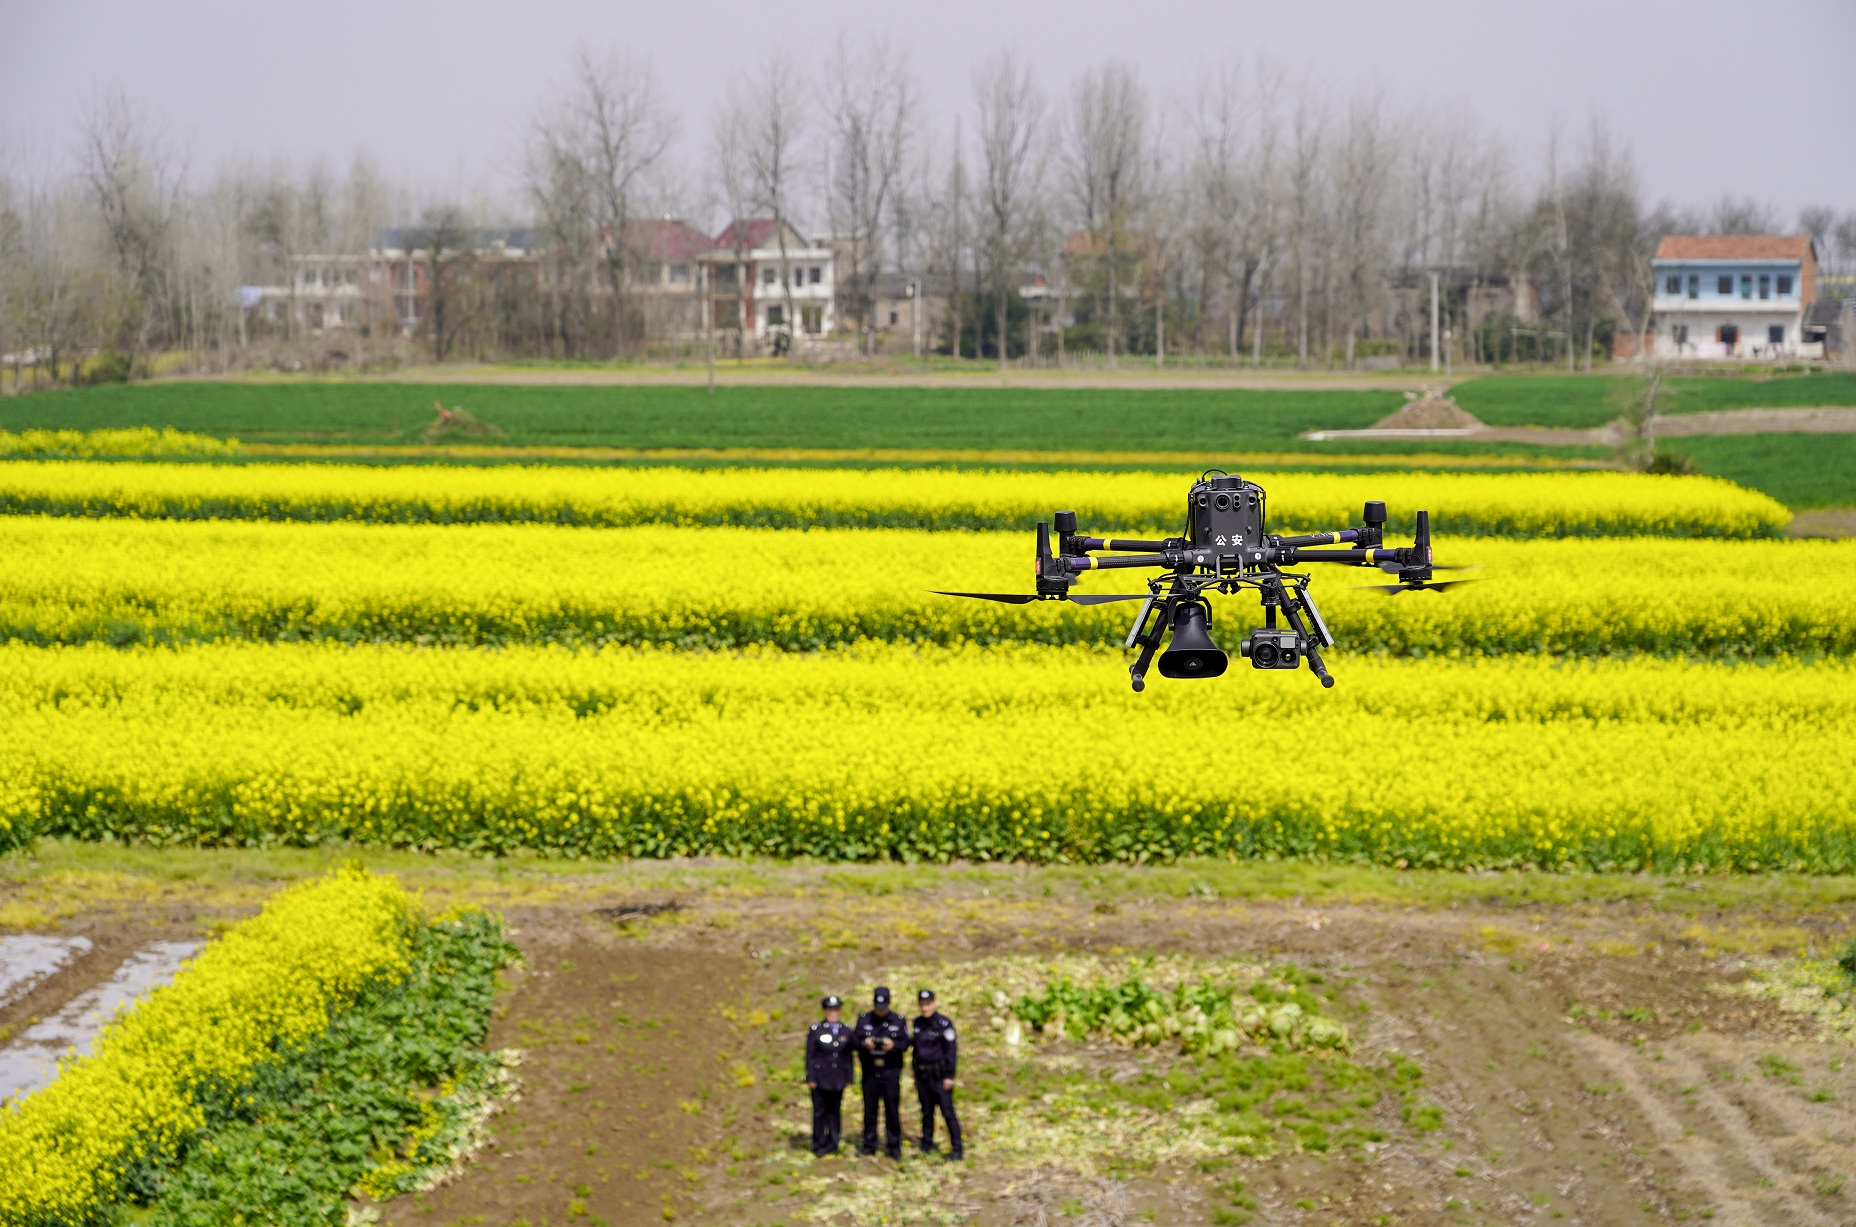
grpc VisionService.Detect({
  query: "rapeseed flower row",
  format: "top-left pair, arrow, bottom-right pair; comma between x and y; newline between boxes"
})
0,867 -> 415,1226
0,517 -> 1845,657
0,460 -> 1789,538
0,642 -> 1849,872
0,428 -> 240,461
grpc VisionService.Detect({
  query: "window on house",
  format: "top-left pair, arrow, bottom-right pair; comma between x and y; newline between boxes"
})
669,263 -> 690,283
1664,275 -> 1680,294
766,304 -> 785,326
809,266 -> 822,284
1672,324 -> 1689,345
763,267 -> 777,286
1741,275 -> 1753,299
1717,275 -> 1733,295
1769,324 -> 1785,345
889,310 -> 899,325
1777,275 -> 1793,295
801,304 -> 823,333
1758,274 -> 1770,300
1687,275 -> 1699,298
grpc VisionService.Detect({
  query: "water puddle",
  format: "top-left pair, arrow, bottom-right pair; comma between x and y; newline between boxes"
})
0,934 -> 94,1009
0,940 -> 201,1104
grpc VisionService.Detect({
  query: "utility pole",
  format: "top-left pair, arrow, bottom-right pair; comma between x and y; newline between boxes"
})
1429,271 -> 1440,372
703,262 -> 714,394
910,278 -> 921,357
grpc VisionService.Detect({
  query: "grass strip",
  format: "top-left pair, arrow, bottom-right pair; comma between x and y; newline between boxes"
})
144,907 -> 516,1224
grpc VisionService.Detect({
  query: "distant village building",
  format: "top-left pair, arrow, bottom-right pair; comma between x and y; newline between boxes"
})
700,219 -> 837,345
622,218 -> 712,338
1650,235 -> 1820,359
249,218 -> 838,353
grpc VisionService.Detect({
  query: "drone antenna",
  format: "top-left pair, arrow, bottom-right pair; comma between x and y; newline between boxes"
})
1414,510 -> 1432,563
1036,520 -> 1053,572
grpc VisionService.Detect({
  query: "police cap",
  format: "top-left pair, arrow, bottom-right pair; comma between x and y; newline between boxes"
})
821,994 -> 843,1010
917,988 -> 936,1002
873,986 -> 891,1006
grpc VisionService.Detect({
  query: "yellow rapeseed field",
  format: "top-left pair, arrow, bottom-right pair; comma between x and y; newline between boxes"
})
0,428 -> 239,461
0,642 -> 1849,871
0,516 -> 1845,656
0,460 -> 1790,537
0,868 -> 414,1224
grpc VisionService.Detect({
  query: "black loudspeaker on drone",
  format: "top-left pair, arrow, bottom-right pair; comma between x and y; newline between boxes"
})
935,473 -> 1478,692
1157,602 -> 1226,679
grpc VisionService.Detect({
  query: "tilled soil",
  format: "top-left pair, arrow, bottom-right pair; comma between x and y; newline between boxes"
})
6,869 -> 1854,1226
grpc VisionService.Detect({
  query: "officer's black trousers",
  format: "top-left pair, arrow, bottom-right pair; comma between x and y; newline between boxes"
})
860,1067 -> 904,1156
914,1064 -> 963,1156
810,1086 -> 845,1156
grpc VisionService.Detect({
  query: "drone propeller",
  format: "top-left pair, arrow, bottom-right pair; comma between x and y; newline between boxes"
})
931,590 -> 1147,605
1352,577 -> 1485,595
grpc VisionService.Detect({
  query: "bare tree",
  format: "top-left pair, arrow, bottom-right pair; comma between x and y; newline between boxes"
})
973,48 -> 1045,370
823,31 -> 918,355
549,47 -> 676,359
1284,91 -> 1326,366
1833,214 -> 1856,280
1062,60 -> 1148,365
1330,94 -> 1396,367
527,91 -> 600,357
78,89 -> 184,368
1559,120 -> 1643,370
1706,196 -> 1781,235
409,204 -> 470,361
1187,60 -> 1281,363
714,50 -> 807,358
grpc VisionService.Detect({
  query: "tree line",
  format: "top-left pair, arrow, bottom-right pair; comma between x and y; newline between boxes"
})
4,38 -> 1854,381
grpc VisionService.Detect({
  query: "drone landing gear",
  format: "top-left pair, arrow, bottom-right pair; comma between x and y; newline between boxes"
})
1125,594 -> 1168,692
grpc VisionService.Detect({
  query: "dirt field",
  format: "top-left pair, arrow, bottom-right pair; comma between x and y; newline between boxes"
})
6,856 -> 1856,1227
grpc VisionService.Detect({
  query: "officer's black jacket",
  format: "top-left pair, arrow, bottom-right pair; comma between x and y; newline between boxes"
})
852,1009 -> 912,1075
910,1011 -> 958,1077
805,1020 -> 857,1091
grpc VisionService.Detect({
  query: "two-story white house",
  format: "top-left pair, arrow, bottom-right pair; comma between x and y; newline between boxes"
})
1650,235 -> 1820,359
703,219 -> 836,344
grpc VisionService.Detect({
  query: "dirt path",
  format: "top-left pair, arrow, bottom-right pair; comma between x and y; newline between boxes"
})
188,366 -> 1440,393
1309,407 -> 1856,448
1790,510 -> 1856,538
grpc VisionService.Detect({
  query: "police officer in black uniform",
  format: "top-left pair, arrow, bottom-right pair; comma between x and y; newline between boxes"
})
805,995 -> 856,1156
910,988 -> 963,1160
853,985 -> 911,1158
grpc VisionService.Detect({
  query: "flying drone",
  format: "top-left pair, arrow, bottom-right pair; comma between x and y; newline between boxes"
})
936,471 -> 1476,692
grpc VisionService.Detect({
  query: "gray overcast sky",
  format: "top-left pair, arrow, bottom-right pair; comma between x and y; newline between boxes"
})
4,0 -> 1853,222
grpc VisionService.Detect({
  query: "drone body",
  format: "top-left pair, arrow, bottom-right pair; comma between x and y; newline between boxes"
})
937,472 -> 1471,692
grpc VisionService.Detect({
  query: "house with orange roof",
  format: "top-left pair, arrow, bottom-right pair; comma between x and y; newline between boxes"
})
1650,235 -> 1820,359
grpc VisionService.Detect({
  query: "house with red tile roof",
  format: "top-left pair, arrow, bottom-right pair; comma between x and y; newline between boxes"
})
700,218 -> 837,346
1650,235 -> 1820,359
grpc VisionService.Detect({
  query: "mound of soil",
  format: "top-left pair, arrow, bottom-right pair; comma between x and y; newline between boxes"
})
419,402 -> 507,444
1373,389 -> 1484,430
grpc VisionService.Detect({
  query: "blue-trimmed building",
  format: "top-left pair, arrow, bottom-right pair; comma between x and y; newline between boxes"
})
1650,234 -> 1819,359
